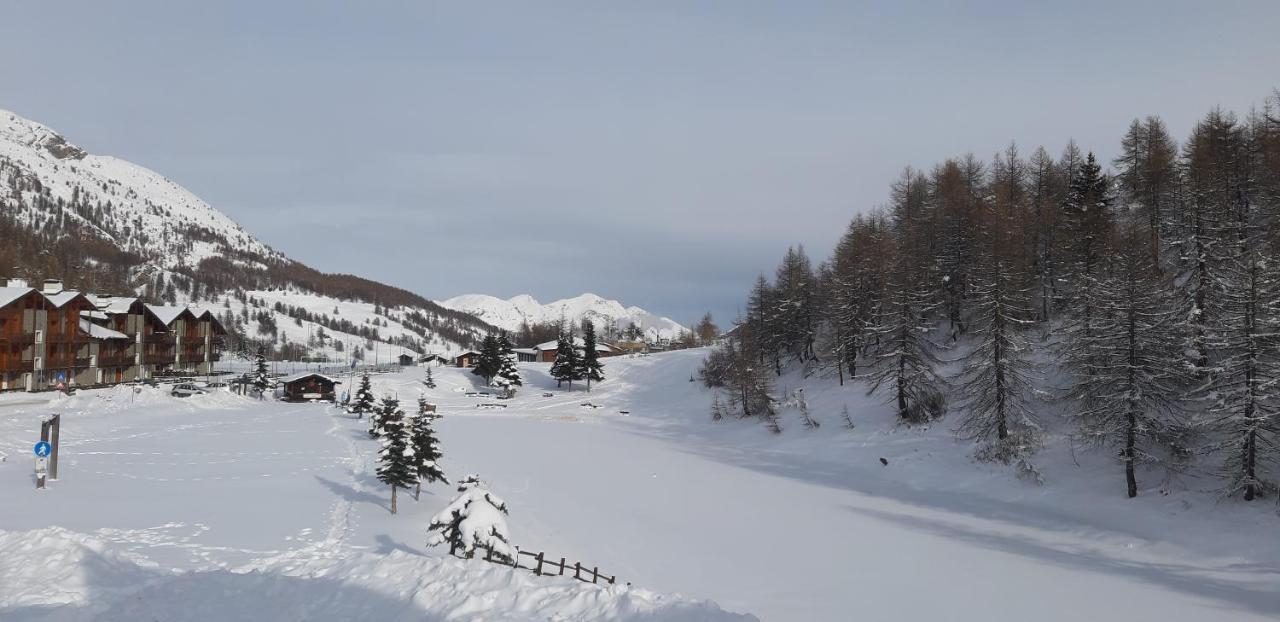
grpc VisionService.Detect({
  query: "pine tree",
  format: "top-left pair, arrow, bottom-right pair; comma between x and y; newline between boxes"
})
471,334 -> 501,384
491,332 -> 523,395
426,474 -> 513,562
350,372 -> 376,420
1203,208 -> 1280,500
710,393 -> 725,421
841,404 -> 856,430
796,388 -> 819,429
577,320 -> 605,390
424,367 -> 436,389
864,243 -> 947,425
549,333 -> 579,389
411,396 -> 447,500
954,201 -> 1041,462
1062,221 -> 1188,498
375,396 -> 416,514
252,348 -> 271,396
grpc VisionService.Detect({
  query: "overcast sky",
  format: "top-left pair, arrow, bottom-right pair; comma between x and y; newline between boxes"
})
2,2 -> 1277,325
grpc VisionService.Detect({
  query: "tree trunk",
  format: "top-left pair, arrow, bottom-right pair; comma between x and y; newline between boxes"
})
1125,411 -> 1138,498
415,480 -> 421,501
391,485 -> 398,514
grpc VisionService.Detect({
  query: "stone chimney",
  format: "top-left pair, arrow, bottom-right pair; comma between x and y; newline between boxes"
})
42,279 -> 64,295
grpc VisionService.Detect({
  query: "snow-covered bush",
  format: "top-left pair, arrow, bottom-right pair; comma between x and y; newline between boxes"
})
427,474 -> 513,562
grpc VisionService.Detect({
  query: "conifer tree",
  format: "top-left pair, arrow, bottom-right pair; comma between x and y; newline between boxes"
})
550,333 -> 579,389
375,396 -> 416,514
423,367 -> 436,389
491,332 -> 523,395
471,334 -> 501,384
350,372 -> 376,420
426,474 -> 513,562
411,396 -> 447,500
1062,221 -> 1188,498
252,348 -> 271,396
864,245 -> 946,424
577,320 -> 605,390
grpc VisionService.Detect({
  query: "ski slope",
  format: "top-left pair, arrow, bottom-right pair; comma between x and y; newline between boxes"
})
1,351 -> 1277,620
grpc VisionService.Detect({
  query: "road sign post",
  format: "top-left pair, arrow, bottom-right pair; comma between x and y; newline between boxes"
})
34,440 -> 51,490
48,414 -> 60,480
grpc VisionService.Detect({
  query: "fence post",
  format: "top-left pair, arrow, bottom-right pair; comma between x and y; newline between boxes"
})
559,557 -> 566,576
485,545 -> 493,562
592,566 -> 599,584
534,552 -> 544,576
574,562 -> 581,580
49,414 -> 60,480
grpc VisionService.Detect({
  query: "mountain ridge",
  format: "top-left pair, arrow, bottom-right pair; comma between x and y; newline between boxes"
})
440,292 -> 688,341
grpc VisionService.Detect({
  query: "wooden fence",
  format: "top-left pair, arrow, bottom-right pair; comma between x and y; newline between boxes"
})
476,545 -> 621,586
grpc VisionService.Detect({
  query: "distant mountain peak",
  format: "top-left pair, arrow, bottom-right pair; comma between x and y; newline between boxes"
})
440,292 -> 687,341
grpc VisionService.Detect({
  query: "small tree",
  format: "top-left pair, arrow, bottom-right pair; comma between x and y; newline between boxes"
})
411,397 -> 447,500
492,333 -> 523,396
796,388 -> 819,429
252,348 -> 271,397
375,396 -> 416,514
426,474 -> 513,562
549,334 -> 579,389
577,320 -> 605,390
350,372 -> 376,420
710,393 -> 725,421
423,367 -> 436,389
471,334 -> 501,384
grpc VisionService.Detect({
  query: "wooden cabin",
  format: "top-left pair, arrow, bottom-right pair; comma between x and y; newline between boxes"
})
531,338 -> 620,363
281,372 -> 339,402
398,353 -> 416,367
454,350 -> 482,368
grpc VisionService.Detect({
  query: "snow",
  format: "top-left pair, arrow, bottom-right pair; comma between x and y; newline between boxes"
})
0,286 -> 34,309
145,304 -> 189,326
441,293 -> 689,341
0,110 -> 282,270
1,351 -> 1277,620
78,318 -> 129,340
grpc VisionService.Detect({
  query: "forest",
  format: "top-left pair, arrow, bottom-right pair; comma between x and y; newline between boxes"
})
704,90 -> 1280,501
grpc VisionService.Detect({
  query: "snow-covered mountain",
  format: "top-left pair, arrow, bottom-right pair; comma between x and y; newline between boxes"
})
0,109 -> 495,358
440,293 -> 688,341
0,109 -> 281,270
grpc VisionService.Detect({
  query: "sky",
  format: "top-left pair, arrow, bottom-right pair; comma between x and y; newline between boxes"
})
2,2 -> 1278,325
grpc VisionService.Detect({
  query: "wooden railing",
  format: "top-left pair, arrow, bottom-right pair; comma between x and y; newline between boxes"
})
475,545 -> 620,586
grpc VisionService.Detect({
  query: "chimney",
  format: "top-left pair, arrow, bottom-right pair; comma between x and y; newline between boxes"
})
6,277 -> 29,288
42,279 -> 63,295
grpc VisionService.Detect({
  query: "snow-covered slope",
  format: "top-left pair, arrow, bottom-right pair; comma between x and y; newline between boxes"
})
0,109 -> 280,269
441,293 -> 688,341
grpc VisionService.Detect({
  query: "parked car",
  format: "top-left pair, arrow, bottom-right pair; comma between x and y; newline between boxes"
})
171,383 -> 206,398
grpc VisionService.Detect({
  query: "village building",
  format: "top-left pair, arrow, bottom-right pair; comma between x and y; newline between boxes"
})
453,350 -> 482,368
531,338 -> 620,363
281,372 -> 339,402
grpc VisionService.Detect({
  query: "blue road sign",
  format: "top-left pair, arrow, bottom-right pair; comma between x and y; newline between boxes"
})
34,441 -> 51,457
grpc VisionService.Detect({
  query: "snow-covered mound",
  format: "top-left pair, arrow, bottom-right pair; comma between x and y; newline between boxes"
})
0,109 -> 281,270
441,293 -> 687,341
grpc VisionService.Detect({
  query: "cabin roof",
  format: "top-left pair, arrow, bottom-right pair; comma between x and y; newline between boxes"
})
79,318 -> 130,340
281,372 -> 339,384
0,286 -> 35,309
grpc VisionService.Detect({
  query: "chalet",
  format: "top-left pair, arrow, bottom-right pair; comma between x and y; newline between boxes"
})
419,353 -> 450,366
398,353 -> 416,367
0,282 -> 45,391
453,350 -> 482,368
513,348 -> 538,363
281,372 -> 339,402
531,338 -> 620,363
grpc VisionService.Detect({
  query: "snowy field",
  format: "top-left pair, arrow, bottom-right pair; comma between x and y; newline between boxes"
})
2,350 -> 1278,620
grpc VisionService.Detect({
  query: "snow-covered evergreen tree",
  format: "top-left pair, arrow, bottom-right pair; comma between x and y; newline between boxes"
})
411,396 -> 447,500
954,251 -> 1040,462
471,334 -> 501,384
1204,215 -> 1280,500
864,247 -> 946,425
350,372 -> 376,421
491,333 -> 523,395
1062,221 -> 1189,497
375,396 -> 416,514
252,348 -> 271,395
423,367 -> 436,389
577,320 -> 605,390
549,333 -> 579,389
426,474 -> 513,562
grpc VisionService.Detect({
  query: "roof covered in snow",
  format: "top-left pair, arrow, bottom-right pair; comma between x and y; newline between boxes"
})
281,372 -> 339,384
146,304 -> 191,326
0,286 -> 35,309
534,337 -> 617,352
87,295 -> 140,315
79,318 -> 129,340
45,290 -> 93,309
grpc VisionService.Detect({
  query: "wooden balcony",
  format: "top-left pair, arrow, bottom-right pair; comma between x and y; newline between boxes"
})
144,353 -> 175,365
0,334 -> 37,345
97,355 -> 134,367
0,360 -> 35,373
